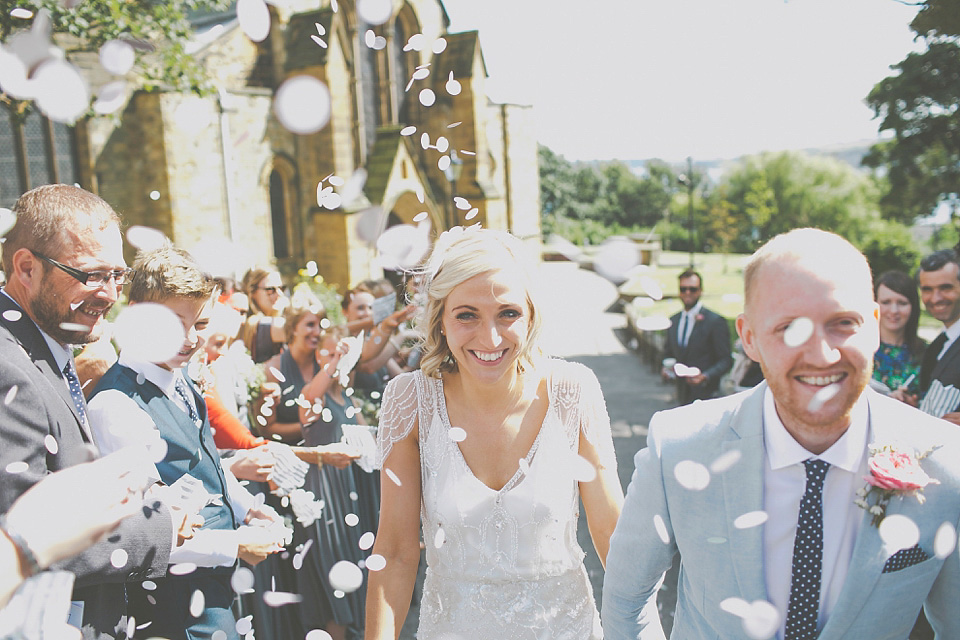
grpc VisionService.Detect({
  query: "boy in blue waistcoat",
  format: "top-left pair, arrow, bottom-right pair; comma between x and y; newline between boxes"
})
88,246 -> 288,640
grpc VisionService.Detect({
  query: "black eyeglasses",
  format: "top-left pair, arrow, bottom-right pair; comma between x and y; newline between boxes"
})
32,251 -> 133,288
258,286 -> 281,294
679,286 -> 700,293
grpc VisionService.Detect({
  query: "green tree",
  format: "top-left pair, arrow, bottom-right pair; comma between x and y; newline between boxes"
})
1,0 -> 231,118
864,0 -> 960,222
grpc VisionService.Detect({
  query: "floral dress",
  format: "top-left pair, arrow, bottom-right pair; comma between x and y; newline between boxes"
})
873,341 -> 924,394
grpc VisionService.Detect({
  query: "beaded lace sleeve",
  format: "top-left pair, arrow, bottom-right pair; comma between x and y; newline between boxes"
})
376,371 -> 422,468
554,360 -> 617,473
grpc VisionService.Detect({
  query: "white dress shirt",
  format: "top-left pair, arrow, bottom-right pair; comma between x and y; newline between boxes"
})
678,301 -> 702,348
762,388 -> 869,639
88,352 -> 258,567
936,317 -> 960,360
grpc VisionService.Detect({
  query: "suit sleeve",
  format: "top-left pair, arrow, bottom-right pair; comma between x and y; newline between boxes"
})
703,314 -> 733,383
923,510 -> 960,636
601,412 -> 674,640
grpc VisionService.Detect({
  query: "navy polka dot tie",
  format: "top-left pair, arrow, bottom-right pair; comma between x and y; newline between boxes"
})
785,458 -> 830,640
62,360 -> 90,431
174,377 -> 200,426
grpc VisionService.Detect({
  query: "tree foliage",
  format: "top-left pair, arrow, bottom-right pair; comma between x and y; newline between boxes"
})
538,145 -> 676,242
0,0 -> 230,117
864,0 -> 960,222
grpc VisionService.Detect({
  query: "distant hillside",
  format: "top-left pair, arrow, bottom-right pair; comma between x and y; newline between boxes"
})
622,139 -> 878,182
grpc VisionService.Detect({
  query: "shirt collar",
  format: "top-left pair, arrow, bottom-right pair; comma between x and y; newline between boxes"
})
1,289 -> 72,373
763,386 -> 869,473
683,301 -> 703,318
941,318 -> 960,349
118,350 -> 183,398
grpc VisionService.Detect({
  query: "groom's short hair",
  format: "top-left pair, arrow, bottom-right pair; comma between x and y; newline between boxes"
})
743,228 -> 872,312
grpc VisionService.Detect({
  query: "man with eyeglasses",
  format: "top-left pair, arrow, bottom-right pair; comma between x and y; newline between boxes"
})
0,184 -> 176,639
660,268 -> 733,405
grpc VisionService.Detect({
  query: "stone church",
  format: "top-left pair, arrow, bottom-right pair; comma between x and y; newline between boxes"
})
0,0 -> 540,289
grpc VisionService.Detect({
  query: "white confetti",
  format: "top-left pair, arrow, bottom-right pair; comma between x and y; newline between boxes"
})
783,317 -> 814,348
142,580 -> 157,590
344,513 -> 359,527
110,548 -> 128,568
432,37 -> 447,54
638,276 -> 663,301
420,132 -> 431,149
412,67 -> 430,81
170,562 -> 198,576
189,589 -> 205,618
365,554 -> 387,571
741,600 -> 780,640
328,560 -> 363,592
465,208 -> 479,221
359,531 -> 375,550
113,304 -> 184,364
269,367 -> 286,383
400,125 -> 417,136
385,468 -> 402,486
445,72 -> 461,96
435,136 -> 450,153
448,427 -> 466,442
305,631 -> 333,640
357,0 -> 392,25
934,522 -> 957,559
879,514 -> 920,553
673,363 -> 701,378
404,33 -> 426,52
99,40 -> 135,75
447,121 -> 462,128
93,80 -> 127,115
438,155 -> 451,171
10,7 -> 32,18
653,514 -> 670,544
5,386 -> 18,405
709,449 -> 742,473
149,190 -> 161,201
274,75 -> 331,135
807,383 -> 840,412
434,527 -> 445,548
43,434 -> 58,454
315,22 -> 326,36
235,615 -> 253,635
2,309 -> 21,322
518,457 -> 530,475
34,59 -> 88,124
231,567 -> 255,594
453,196 -> 471,210
364,29 -> 377,48
211,631 -> 227,640
311,34 -> 327,48
674,460 -> 711,491
413,211 -> 428,223
418,88 -> 435,107
5,461 -> 28,474
237,0 -> 270,42
733,511 -> 769,529
59,322 -> 90,334
263,591 -> 303,607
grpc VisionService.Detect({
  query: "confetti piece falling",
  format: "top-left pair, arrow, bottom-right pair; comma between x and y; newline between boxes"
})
274,75 -> 331,135
733,511 -> 769,529
385,468 -> 402,486
328,560 -> 363,592
783,317 -> 814,348
5,461 -> 28,474
674,460 -> 711,491
359,531 -> 375,550
5,386 -> 17,406
2,309 -> 21,322
878,514 -> 920,553
110,548 -> 128,568
231,567 -> 255,593
99,40 -> 135,75
419,88 -> 435,107
709,449 -> 742,473
934,522 -> 957,559
653,514 -> 670,544
365,554 -> 387,571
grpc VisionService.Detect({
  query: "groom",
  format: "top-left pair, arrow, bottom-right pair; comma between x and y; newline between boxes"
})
602,228 -> 960,639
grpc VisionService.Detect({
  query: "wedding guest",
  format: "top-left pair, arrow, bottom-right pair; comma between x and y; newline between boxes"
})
873,270 -> 926,406
88,246 -> 288,640
0,184 -> 175,639
917,249 -> 960,425
367,227 -> 623,639
239,267 -> 287,363
0,451 -> 157,640
661,269 -> 733,405
603,228 -> 960,639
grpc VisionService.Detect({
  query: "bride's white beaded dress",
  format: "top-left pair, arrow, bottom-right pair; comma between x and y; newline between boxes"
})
378,359 -> 617,639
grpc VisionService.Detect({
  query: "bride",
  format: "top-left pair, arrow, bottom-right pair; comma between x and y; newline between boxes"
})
365,227 -> 624,639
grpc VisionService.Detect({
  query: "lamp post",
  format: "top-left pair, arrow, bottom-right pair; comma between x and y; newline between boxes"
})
677,156 -> 695,267
443,149 -> 463,230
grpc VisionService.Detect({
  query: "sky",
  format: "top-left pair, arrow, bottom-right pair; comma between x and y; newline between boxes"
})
441,0 -> 924,163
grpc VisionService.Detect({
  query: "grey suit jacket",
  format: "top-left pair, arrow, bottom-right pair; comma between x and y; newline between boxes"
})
602,383 -> 960,639
0,294 -> 172,639
663,306 -> 733,403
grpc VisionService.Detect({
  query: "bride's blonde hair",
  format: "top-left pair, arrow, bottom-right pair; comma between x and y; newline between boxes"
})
416,227 -> 543,378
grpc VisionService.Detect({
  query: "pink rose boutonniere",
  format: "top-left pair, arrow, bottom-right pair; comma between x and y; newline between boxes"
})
695,314 -> 704,322
855,443 -> 940,526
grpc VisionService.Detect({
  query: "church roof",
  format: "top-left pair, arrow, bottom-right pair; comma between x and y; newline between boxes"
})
433,31 -> 487,80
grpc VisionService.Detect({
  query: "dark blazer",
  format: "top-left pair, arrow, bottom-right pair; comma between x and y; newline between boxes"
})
663,305 -> 733,404
0,293 -> 172,640
920,336 -> 960,416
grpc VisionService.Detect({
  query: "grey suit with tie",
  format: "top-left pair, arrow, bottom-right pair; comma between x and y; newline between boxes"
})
602,383 -> 960,639
0,293 -> 172,639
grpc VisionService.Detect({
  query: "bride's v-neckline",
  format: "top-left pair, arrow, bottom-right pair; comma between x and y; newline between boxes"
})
436,375 -> 553,494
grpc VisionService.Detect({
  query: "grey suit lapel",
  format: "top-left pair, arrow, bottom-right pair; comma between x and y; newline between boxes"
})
930,337 -> 960,386
0,294 -> 93,444
721,383 -> 769,603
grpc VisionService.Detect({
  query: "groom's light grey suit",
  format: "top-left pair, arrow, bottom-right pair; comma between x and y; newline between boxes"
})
602,382 -> 960,639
